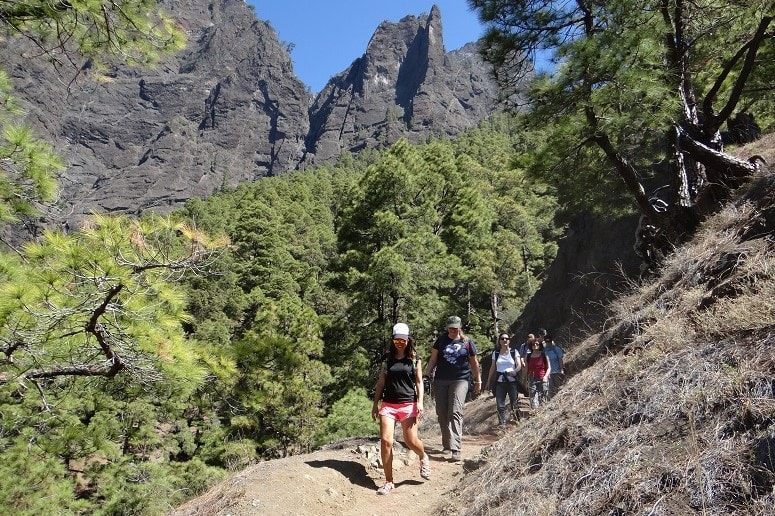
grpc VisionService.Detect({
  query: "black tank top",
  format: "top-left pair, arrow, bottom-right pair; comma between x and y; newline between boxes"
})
382,355 -> 417,403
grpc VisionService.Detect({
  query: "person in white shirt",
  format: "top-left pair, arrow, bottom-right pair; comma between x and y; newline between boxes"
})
484,333 -> 521,426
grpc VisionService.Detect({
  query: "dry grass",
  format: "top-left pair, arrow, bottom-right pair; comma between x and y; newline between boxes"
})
439,170 -> 775,515
729,132 -> 775,169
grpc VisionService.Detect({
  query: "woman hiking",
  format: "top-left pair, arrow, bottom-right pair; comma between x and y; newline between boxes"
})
424,315 -> 482,462
485,333 -> 521,427
371,322 -> 431,495
526,335 -> 551,408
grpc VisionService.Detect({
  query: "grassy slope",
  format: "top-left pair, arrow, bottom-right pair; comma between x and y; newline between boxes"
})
442,145 -> 775,515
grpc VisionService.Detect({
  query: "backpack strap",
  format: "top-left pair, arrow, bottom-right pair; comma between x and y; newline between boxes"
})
493,347 -> 519,384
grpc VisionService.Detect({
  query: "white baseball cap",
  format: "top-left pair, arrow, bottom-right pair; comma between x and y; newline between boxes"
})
392,323 -> 410,339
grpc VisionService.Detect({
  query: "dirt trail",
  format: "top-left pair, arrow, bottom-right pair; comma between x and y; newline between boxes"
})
172,396 -> 507,515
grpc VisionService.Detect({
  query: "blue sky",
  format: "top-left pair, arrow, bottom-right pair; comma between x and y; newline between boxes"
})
249,1 -> 486,93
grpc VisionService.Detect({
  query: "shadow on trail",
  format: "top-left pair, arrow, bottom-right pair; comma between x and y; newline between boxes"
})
395,479 -> 422,488
306,459 -> 375,489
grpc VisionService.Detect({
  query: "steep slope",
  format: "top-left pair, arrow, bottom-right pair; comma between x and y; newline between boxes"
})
441,163 -> 775,514
513,133 -> 775,353
1,2 -> 499,222
305,6 -> 499,163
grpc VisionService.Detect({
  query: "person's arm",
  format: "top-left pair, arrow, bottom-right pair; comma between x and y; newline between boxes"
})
469,353 -> 482,395
424,348 -> 439,378
371,366 -> 386,421
543,356 -> 551,382
559,347 -> 565,374
484,353 -> 496,391
414,358 -> 424,417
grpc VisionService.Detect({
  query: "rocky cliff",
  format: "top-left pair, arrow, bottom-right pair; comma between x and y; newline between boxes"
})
1,1 -> 499,220
511,213 -> 643,349
305,5 -> 498,163
4,0 -> 309,219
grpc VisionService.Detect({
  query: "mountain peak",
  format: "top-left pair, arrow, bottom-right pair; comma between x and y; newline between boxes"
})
305,6 -> 498,163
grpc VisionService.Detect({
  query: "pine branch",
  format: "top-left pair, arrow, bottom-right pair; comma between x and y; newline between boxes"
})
84,283 -> 125,374
703,18 -> 773,135
0,1 -> 73,22
678,127 -> 759,181
585,107 -> 658,219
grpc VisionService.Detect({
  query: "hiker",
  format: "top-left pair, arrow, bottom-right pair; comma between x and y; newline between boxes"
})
424,315 -> 482,462
525,334 -> 551,408
371,322 -> 431,495
543,334 -> 565,399
484,333 -> 521,427
517,333 -> 533,396
518,333 -> 534,360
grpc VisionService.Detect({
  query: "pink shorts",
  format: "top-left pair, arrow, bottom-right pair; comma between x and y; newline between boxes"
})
378,401 -> 418,422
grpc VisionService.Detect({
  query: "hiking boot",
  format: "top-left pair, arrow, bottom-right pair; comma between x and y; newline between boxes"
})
376,482 -> 395,495
442,448 -> 452,458
451,450 -> 462,461
420,455 -> 431,480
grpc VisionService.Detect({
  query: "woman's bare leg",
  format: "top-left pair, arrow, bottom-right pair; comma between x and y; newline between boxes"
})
379,415 -> 396,483
400,417 -> 425,458
401,416 -> 430,479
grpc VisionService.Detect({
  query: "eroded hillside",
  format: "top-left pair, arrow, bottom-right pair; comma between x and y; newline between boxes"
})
441,161 -> 775,514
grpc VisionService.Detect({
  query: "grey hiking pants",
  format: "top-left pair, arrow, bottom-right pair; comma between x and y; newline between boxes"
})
494,381 -> 519,424
529,378 -> 549,408
433,379 -> 469,452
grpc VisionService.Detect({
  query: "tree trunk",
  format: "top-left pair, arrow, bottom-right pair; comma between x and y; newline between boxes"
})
490,291 -> 500,338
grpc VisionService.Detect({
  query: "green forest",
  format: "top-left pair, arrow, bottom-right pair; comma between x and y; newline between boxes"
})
1,1 -> 772,514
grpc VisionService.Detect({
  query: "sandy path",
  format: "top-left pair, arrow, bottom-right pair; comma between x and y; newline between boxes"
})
172,396 -> 507,515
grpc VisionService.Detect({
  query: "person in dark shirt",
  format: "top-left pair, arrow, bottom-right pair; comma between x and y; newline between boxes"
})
423,315 -> 482,462
518,333 -> 535,361
371,323 -> 430,495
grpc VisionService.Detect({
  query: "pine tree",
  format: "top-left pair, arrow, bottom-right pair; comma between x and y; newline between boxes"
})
471,0 -> 773,266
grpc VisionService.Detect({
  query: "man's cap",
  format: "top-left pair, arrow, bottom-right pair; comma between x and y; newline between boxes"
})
446,315 -> 462,329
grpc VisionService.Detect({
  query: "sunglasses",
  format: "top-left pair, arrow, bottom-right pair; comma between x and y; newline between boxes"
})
392,338 -> 408,344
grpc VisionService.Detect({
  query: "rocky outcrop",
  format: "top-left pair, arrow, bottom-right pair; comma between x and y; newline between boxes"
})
1,2 -> 499,220
305,6 -> 498,163
511,213 -> 642,347
3,0 -> 310,220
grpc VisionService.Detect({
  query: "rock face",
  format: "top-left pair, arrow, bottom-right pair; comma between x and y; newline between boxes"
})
511,213 -> 642,349
3,0 -> 310,219
1,1 -> 498,220
306,6 -> 498,163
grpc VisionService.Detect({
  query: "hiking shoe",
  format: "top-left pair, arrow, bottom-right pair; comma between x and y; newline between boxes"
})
376,482 -> 395,495
420,455 -> 431,480
442,448 -> 452,458
451,450 -> 462,461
